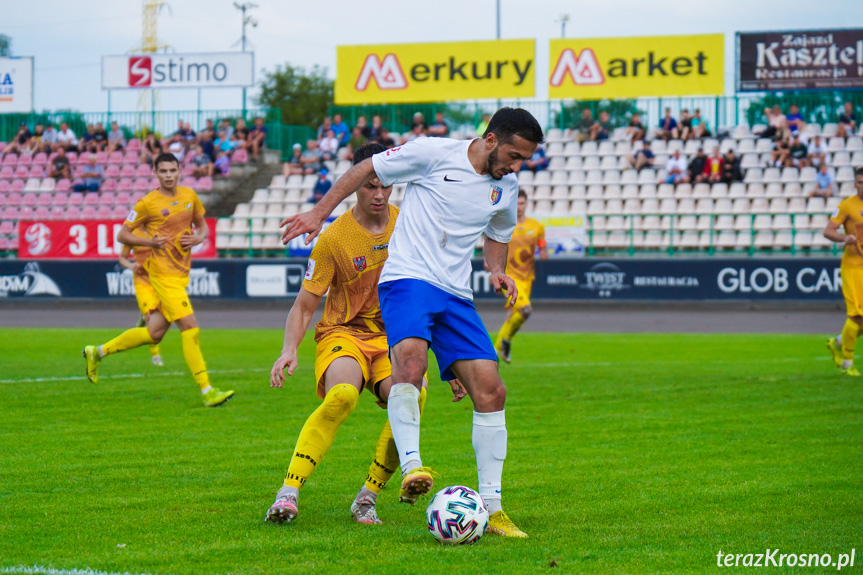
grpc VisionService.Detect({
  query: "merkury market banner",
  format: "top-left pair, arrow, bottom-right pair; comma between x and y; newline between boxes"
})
17,219 -> 218,259
549,34 -> 724,99
335,39 -> 535,105
737,28 -> 863,91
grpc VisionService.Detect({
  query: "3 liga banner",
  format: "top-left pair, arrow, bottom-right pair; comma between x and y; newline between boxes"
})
549,34 -> 724,99
17,219 -> 218,259
335,40 -> 535,105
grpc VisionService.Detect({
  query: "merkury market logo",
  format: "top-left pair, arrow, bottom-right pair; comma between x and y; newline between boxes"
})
355,53 -> 532,91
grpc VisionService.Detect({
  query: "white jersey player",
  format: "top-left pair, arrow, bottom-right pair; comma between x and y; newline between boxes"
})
282,107 -> 544,538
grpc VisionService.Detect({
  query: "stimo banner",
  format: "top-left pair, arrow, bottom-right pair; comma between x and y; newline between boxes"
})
737,28 -> 863,91
0,258 -> 843,302
549,34 -> 724,99
335,40 -> 535,105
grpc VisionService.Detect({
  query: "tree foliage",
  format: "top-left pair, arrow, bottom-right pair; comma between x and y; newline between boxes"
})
255,64 -> 333,129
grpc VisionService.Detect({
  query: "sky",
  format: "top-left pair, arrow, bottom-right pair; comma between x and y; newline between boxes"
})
4,0 -> 862,114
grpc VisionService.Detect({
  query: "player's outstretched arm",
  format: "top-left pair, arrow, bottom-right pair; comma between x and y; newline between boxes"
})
271,287 -> 324,388
484,235 -> 518,306
280,159 -> 378,245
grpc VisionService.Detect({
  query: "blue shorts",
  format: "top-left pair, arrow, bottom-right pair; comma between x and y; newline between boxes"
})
378,278 -> 498,381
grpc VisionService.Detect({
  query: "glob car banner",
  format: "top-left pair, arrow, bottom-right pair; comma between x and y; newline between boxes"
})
737,28 -> 863,91
17,219 -> 218,259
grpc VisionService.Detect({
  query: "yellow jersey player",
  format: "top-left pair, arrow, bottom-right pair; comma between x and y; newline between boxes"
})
824,167 -> 863,376
266,143 -> 445,525
494,190 -> 548,363
82,153 -> 234,407
118,229 -> 163,367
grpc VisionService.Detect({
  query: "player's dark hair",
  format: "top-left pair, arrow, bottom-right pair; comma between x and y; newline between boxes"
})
483,107 -> 545,145
153,152 -> 179,169
856,167 -> 863,179
353,142 -> 388,166
518,189 -> 528,200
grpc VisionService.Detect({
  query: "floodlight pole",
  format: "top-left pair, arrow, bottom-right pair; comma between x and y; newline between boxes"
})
496,0 -> 500,39
235,2 -> 257,117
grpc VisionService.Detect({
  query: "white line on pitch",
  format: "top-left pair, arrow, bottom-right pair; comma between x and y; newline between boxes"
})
0,367 -> 270,385
2,565 -> 163,575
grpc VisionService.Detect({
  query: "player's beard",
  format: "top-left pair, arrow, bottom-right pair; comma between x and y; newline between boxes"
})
486,145 -> 503,180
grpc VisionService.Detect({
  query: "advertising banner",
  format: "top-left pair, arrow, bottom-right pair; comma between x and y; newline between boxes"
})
0,56 -> 34,113
549,34 -> 724,99
336,40 -> 535,105
102,52 -> 254,89
540,215 -> 586,257
737,29 -> 863,91
17,219 -> 218,260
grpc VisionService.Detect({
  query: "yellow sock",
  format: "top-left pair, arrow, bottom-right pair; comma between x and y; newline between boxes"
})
365,386 -> 427,493
101,327 -> 154,356
180,328 -> 210,391
495,310 -> 526,347
842,319 -> 860,361
285,384 -> 359,489
149,344 -> 161,357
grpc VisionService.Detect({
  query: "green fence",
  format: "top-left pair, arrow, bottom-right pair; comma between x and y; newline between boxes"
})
331,91 -> 863,138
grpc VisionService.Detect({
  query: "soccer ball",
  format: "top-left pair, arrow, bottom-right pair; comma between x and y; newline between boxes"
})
425,485 -> 489,545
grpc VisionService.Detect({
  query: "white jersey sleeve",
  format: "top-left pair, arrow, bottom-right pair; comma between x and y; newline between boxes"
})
485,180 -> 518,243
372,138 -> 440,187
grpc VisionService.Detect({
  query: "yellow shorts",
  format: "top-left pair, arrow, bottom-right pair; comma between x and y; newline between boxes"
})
149,273 -> 194,323
313,332 -> 391,400
505,278 -> 533,311
133,278 -> 159,317
842,267 -> 863,317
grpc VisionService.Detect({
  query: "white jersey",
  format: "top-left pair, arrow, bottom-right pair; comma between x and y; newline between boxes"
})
372,137 -> 518,300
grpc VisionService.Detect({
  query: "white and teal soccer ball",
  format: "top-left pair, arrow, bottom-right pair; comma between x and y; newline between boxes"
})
425,485 -> 488,545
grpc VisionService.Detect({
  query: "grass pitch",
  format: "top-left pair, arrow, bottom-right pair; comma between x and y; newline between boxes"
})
0,327 -> 860,574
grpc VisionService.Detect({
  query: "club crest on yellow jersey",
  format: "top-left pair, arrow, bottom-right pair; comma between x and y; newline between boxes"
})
353,256 -> 367,272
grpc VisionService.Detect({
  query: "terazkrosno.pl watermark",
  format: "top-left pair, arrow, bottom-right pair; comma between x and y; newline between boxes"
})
717,550 -> 856,570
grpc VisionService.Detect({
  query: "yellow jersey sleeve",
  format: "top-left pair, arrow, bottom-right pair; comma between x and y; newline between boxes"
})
830,200 -> 847,226
126,198 -> 150,231
193,192 -> 206,219
303,234 -> 335,297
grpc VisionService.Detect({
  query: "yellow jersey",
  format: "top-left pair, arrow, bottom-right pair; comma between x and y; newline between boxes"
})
830,194 -> 863,269
506,217 -> 546,282
125,186 -> 205,277
303,205 -> 399,342
120,228 -> 153,284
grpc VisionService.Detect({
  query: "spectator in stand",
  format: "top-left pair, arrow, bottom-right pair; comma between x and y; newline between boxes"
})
785,104 -> 805,138
355,116 -> 370,139
214,130 -> 236,154
665,150 -> 688,184
836,102 -> 858,139
92,122 -> 109,151
625,113 -> 646,141
574,108 -> 595,143
344,126 -> 367,161
688,147 -> 708,183
234,118 -> 250,148
219,118 -> 234,141
301,139 -> 323,173
174,120 -> 189,139
167,133 -> 185,162
199,131 -> 215,164
73,155 -> 104,193
4,122 -> 31,155
366,115 -> 384,141
214,150 -> 231,177
428,112 -> 449,137
760,106 -> 786,141
721,149 -> 743,184
79,124 -> 97,153
592,110 -> 611,141
627,140 -> 654,171
310,168 -> 332,203
521,144 -> 549,173
198,119 -> 216,142
411,112 -> 427,130
107,122 -> 125,152
181,122 -> 197,148
771,137 -> 790,167
28,123 -> 45,152
316,116 -> 332,140
249,117 -> 267,161
191,144 -> 214,178
318,128 -> 340,160
57,122 -> 78,152
691,108 -> 711,138
808,135 -> 828,167
403,122 -> 427,143
703,147 -> 724,183
331,114 -> 350,147
377,128 -> 396,148
655,108 -> 679,142
476,113 -> 491,136
809,163 -> 835,198
785,135 -> 809,168
282,143 -> 306,177
41,124 -> 59,152
141,133 -> 163,165
49,146 -> 71,180
678,109 -> 693,141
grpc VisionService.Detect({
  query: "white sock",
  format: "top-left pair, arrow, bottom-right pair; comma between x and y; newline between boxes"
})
97,345 -> 106,358
356,485 -> 377,502
836,335 -> 842,347
473,410 -> 506,514
277,485 -> 299,500
841,360 -> 853,369
388,383 -> 422,475
200,385 -> 212,395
